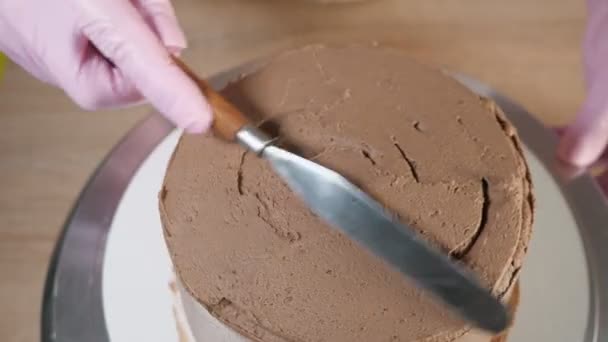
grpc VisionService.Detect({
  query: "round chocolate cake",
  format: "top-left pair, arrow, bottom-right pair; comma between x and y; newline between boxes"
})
160,45 -> 534,342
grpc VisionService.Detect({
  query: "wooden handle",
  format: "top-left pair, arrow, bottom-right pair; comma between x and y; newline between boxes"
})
173,57 -> 249,141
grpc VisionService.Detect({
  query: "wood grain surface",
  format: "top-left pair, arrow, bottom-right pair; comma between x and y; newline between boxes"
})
0,1 -> 586,341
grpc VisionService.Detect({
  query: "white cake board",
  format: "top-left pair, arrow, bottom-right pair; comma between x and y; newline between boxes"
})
42,70 -> 608,342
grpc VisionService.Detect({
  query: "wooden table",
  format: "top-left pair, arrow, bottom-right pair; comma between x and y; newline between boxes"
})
0,0 -> 586,341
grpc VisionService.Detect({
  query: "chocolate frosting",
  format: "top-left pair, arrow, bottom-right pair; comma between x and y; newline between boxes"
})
160,45 -> 534,342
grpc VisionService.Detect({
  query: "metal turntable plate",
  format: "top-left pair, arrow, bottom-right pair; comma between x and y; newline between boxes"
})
42,68 -> 608,342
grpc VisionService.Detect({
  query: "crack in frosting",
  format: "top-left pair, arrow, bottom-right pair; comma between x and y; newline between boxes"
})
452,178 -> 490,259
392,139 -> 420,183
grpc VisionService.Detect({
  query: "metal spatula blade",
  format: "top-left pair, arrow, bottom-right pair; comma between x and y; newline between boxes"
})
237,126 -> 509,334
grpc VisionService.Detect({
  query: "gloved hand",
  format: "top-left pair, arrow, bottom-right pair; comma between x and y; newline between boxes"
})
0,0 -> 212,133
558,0 -> 608,167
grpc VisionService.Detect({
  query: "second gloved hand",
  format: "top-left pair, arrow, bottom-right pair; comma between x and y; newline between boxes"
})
0,0 -> 212,133
558,0 -> 608,166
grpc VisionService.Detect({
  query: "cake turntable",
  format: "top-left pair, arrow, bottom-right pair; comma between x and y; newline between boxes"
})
41,62 -> 608,342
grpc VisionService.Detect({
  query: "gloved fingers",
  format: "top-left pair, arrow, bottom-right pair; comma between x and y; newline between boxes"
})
63,38 -> 143,109
76,0 -> 211,133
554,126 -> 608,196
557,80 -> 608,167
131,0 -> 187,54
556,126 -> 608,164
556,0 -> 608,167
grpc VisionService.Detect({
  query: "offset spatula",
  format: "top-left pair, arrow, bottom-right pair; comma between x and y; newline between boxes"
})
174,58 -> 509,334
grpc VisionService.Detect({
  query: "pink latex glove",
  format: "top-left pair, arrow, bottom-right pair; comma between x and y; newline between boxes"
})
0,0 -> 212,133
558,0 -> 608,167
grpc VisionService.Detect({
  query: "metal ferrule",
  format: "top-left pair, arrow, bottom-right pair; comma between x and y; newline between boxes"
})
235,125 -> 274,155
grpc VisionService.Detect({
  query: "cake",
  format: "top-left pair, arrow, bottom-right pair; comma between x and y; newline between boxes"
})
159,45 -> 534,342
